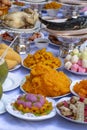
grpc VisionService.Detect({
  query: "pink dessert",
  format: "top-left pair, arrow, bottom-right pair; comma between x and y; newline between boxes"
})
78,66 -> 86,73
77,60 -> 82,66
71,64 -> 79,72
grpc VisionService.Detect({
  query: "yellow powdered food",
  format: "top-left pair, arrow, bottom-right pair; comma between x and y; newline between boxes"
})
22,64 -> 71,97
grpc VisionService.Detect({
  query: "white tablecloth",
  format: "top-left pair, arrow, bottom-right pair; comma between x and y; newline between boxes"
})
0,44 -> 87,130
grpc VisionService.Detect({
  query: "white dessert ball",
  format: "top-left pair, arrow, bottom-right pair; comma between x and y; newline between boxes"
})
65,61 -> 72,70
65,54 -> 72,61
71,55 -> 79,64
72,48 -> 79,55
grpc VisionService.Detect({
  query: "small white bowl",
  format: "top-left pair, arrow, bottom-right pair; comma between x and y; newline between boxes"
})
34,38 -> 50,49
46,9 -> 58,17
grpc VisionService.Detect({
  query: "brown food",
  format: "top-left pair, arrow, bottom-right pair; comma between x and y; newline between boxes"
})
1,32 -> 14,42
28,32 -> 42,42
49,35 -> 62,46
13,1 -> 25,6
0,6 -> 9,16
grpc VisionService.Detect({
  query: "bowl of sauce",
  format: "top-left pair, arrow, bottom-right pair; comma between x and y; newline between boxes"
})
34,38 -> 50,49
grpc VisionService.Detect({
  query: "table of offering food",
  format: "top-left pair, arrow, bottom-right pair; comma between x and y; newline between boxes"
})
0,0 -> 87,130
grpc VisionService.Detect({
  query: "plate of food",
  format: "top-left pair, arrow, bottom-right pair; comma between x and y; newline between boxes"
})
2,73 -> 21,92
0,43 -> 22,71
1,32 -> 14,43
2,8 -> 39,33
22,48 -> 62,70
28,32 -> 44,42
20,63 -> 71,99
9,64 -> 21,71
70,79 -> 87,98
20,76 -> 71,99
2,21 -> 40,33
6,93 -> 56,121
56,96 -> 87,124
64,47 -> 87,75
39,15 -> 87,36
65,68 -> 87,75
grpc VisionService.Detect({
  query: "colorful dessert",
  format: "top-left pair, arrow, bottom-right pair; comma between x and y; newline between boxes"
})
13,94 -> 53,116
64,47 -> 87,73
56,96 -> 87,122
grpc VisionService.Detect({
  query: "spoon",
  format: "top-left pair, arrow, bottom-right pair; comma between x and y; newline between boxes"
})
0,35 -> 18,60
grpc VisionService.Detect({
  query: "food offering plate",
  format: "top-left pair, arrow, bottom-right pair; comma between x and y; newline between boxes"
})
22,56 -> 63,71
64,67 -> 87,76
56,0 -> 87,6
70,79 -> 84,97
20,75 -> 71,99
56,96 -> 87,124
39,15 -> 87,36
2,73 -> 21,92
2,20 -> 40,34
6,95 -> 56,121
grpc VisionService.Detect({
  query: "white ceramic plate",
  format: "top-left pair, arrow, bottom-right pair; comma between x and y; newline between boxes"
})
70,79 -> 82,97
20,76 -> 71,99
56,97 -> 87,124
65,67 -> 87,75
0,94 -> 11,114
6,96 -> 56,121
20,0 -> 49,4
9,64 -> 21,72
2,73 -> 21,92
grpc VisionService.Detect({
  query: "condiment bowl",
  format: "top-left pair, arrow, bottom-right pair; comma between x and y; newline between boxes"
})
34,38 -> 50,49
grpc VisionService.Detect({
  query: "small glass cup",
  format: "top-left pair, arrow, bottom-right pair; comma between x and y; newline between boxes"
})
16,34 -> 30,54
